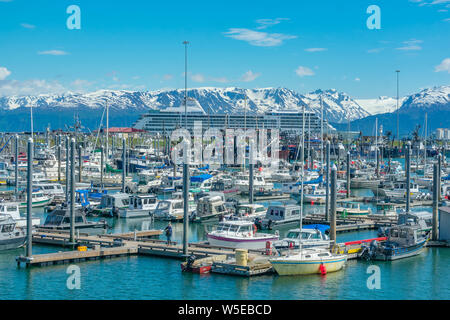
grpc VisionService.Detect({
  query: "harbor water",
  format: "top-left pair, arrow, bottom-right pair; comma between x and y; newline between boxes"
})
1,185 -> 449,300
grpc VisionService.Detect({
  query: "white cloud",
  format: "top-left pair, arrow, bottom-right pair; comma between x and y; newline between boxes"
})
255,18 -> 289,30
0,79 -> 66,96
0,67 -> 11,80
368,48 -> 384,53
191,74 -> 205,82
241,70 -> 261,82
435,58 -> 450,73
355,78 -> 361,82
162,74 -> 173,81
443,17 -> 450,21
21,23 -> 35,29
38,50 -> 69,56
71,79 -> 94,87
396,39 -> 423,51
224,28 -> 297,47
304,48 -> 327,52
295,66 -> 315,77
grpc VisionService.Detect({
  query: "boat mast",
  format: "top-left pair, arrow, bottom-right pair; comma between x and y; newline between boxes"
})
299,104 -> 306,255
321,95 -> 324,176
106,103 -> 109,165
375,117 -> 378,171
424,113 -> 427,170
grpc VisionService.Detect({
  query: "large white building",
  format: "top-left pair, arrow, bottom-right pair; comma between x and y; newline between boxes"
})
436,128 -> 450,140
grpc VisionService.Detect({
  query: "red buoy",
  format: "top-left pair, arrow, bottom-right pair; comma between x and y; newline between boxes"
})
319,263 -> 327,275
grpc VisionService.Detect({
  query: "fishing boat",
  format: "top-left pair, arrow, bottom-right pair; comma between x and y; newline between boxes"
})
153,199 -> 195,221
18,191 -> 53,209
0,202 -> 40,228
206,220 -> 279,250
270,248 -> 347,276
34,183 -> 65,199
360,223 -> 428,261
39,207 -> 108,231
224,204 -> 267,222
190,195 -> 229,222
90,193 -> 130,217
118,195 -> 158,218
255,204 -> 303,230
273,225 -> 331,251
0,214 -> 26,251
336,201 -> 371,217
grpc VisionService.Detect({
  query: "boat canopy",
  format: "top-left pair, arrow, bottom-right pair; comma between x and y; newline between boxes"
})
303,224 -> 330,233
190,174 -> 213,183
295,175 -> 323,186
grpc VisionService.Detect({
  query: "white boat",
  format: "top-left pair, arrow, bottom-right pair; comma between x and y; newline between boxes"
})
0,214 -> 26,251
234,173 -> 274,194
0,202 -> 40,228
118,195 -> 158,218
273,227 -> 331,251
153,199 -> 196,221
224,204 -> 267,222
18,191 -> 53,209
270,247 -> 347,276
207,220 -> 279,250
34,183 -> 65,199
190,195 -> 229,222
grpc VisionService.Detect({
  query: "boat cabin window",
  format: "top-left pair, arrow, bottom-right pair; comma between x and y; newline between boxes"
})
318,253 -> 330,257
286,231 -> 299,239
1,224 -> 15,233
255,207 -> 265,213
45,215 -> 63,225
173,202 -> 183,210
158,202 -> 170,211
75,216 -> 83,223
310,232 -> 321,240
291,209 -> 300,216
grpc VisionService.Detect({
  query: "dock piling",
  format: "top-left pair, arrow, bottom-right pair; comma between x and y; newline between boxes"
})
432,163 -> 439,241
122,138 -> 126,193
406,142 -> 411,213
14,135 -> 18,196
182,150 -> 190,258
26,138 -> 33,258
70,138 -> 76,244
330,165 -> 337,243
346,151 -> 351,198
65,136 -> 70,202
325,141 -> 330,221
249,145 -> 254,204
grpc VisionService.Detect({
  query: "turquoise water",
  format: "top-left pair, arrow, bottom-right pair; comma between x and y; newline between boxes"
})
1,203 -> 449,300
1,161 -> 449,300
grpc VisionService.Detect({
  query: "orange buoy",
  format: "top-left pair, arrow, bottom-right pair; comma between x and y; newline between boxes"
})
319,263 -> 327,275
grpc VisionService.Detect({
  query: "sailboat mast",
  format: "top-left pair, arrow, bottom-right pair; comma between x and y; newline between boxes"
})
375,117 -> 378,167
106,104 -> 109,165
321,95 -> 324,176
299,104 -> 306,255
424,113 -> 427,169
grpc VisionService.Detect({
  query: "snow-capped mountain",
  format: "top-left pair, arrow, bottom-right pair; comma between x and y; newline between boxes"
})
355,96 -> 406,115
0,87 -> 369,125
399,86 -> 450,112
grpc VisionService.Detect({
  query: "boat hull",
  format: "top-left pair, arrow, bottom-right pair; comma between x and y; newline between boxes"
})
270,257 -> 347,275
0,235 -> 27,251
207,234 -> 279,250
373,240 -> 427,261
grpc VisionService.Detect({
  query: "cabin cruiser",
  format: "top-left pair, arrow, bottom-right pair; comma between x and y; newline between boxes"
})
0,202 -> 40,227
118,195 -> 158,218
255,204 -> 303,230
91,193 -> 130,217
360,223 -> 428,261
211,177 -> 239,195
302,185 -> 327,203
39,207 -> 108,232
273,225 -> 331,251
34,183 -> 65,200
0,214 -> 26,251
372,181 -> 422,200
190,196 -> 229,222
270,248 -> 347,276
207,220 -> 279,250
17,190 -> 53,209
153,199 -> 196,221
234,173 -> 274,194
372,203 -> 398,217
224,204 -> 267,222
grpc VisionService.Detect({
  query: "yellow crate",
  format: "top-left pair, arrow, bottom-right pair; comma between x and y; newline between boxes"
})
77,246 -> 87,252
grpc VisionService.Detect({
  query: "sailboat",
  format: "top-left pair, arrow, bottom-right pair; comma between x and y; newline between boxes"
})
270,105 -> 347,276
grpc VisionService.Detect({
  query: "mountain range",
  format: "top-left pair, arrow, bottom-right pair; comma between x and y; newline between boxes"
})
0,86 -> 448,135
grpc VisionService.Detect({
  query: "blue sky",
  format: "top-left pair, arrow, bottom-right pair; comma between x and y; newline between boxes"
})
0,0 -> 449,98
